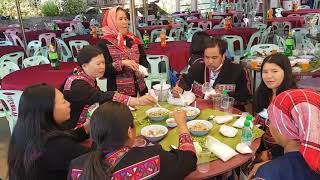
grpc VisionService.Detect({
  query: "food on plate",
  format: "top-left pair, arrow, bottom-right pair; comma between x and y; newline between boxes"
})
148,110 -> 169,117
146,129 -> 166,137
189,122 -> 209,131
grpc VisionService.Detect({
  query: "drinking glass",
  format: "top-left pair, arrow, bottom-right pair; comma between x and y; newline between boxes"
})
202,82 -> 213,95
221,96 -> 235,113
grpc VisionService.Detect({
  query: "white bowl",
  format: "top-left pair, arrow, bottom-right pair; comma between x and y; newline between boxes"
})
295,58 -> 310,65
166,118 -> 177,128
182,106 -> 201,120
187,120 -> 213,136
298,55 -> 314,60
141,125 -> 168,142
146,107 -> 169,121
152,83 -> 171,102
290,59 -> 297,66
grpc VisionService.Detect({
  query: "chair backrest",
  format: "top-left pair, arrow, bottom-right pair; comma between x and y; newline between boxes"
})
0,90 -> 23,134
150,28 -> 164,42
65,27 -> 73,32
0,51 -> 24,66
275,35 -> 285,47
246,31 -> 262,52
44,22 -> 55,30
8,34 -> 25,50
5,28 -> 19,36
287,14 -> 300,17
260,26 -> 272,44
147,15 -> 156,21
154,36 -> 175,42
251,44 -> 280,55
251,23 -> 267,32
221,35 -> 244,59
291,28 -> 308,45
302,38 -> 315,49
271,21 -> 292,37
314,0 -> 320,9
55,38 -> 72,62
299,5 -> 310,9
22,56 -> 50,68
69,40 -> 90,61
0,61 -> 20,79
26,40 -> 42,57
198,20 -> 212,30
186,16 -> 198,21
168,27 -> 183,40
186,27 -> 203,42
146,55 -> 170,79
38,33 -> 56,46
34,46 -> 49,58
138,23 -> 148,28
61,32 -> 77,40
0,41 -> 13,46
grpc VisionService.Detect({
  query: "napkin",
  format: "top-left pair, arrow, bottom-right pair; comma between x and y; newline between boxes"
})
167,91 -> 195,106
219,125 -> 238,138
236,142 -> 253,154
258,108 -> 268,120
214,115 -> 233,124
139,65 -> 149,77
206,136 -> 238,162
204,89 -> 216,100
193,142 -> 203,154
232,117 -> 253,129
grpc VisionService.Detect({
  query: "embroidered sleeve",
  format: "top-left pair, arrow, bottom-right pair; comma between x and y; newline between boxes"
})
70,169 -> 83,180
178,133 -> 196,153
112,92 -> 130,105
112,60 -> 123,71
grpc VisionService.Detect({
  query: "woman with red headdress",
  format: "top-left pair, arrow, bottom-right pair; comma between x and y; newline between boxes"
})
97,7 -> 148,96
251,89 -> 320,180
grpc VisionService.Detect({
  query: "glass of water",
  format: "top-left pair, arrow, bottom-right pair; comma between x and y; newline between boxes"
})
221,96 -> 235,113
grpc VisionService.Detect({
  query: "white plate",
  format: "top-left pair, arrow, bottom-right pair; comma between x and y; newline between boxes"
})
167,91 -> 196,106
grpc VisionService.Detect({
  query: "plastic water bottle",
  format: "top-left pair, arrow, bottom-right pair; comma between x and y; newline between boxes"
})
241,120 -> 253,146
246,114 -> 253,129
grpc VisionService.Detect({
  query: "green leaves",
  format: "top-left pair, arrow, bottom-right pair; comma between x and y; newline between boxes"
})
41,1 -> 59,17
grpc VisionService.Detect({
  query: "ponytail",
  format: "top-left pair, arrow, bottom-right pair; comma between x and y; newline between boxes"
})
79,150 -> 112,180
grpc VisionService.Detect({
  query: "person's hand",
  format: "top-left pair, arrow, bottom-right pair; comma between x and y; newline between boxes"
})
172,85 -> 183,98
122,60 -> 139,71
173,108 -> 187,126
83,120 -> 90,134
247,161 -> 270,180
138,95 -> 156,105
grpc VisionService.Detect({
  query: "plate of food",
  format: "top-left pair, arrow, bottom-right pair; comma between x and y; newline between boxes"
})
182,106 -> 200,120
141,125 -> 168,142
166,118 -> 177,128
146,107 -> 169,121
187,120 -> 213,136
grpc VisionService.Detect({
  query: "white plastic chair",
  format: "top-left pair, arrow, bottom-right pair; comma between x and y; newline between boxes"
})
0,90 -> 23,134
69,40 -> 89,61
7,34 -> 25,50
150,28 -> 164,42
271,21 -> 292,37
65,27 -> 73,32
138,23 -> 148,28
251,22 -> 267,32
250,44 -> 280,55
291,28 -> 308,45
26,40 -> 42,57
55,38 -> 73,62
245,31 -> 262,54
260,26 -> 272,44
22,56 -> 50,68
168,27 -> 184,41
0,41 -> 13,46
0,51 -> 24,66
144,55 -> 170,89
287,14 -> 301,17
185,27 -> 203,42
0,61 -> 20,79
38,33 -> 56,46
275,35 -> 285,48
61,32 -> 77,40
154,36 -> 175,42
221,35 -> 245,63
34,46 -> 48,58
198,20 -> 213,30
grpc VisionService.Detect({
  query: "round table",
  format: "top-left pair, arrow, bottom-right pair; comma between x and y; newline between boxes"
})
0,45 -> 25,58
187,19 -> 221,27
55,20 -> 90,31
138,25 -> 171,36
17,29 -> 63,43
1,62 -> 77,90
281,9 -> 320,17
145,41 -> 191,73
267,17 -> 305,28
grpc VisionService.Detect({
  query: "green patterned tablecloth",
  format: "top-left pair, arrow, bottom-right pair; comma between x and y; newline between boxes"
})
133,102 -> 264,164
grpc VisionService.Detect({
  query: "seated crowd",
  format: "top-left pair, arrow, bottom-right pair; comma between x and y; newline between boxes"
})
6,6 -> 320,180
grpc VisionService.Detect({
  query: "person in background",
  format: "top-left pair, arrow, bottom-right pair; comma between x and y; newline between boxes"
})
8,84 -> 91,180
188,31 -> 210,66
97,6 -> 148,96
68,102 -> 197,180
251,89 -> 320,180
172,37 -> 251,111
253,53 -> 297,161
62,45 -> 155,130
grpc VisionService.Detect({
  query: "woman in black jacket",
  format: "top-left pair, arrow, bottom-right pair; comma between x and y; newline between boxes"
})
7,84 -> 91,180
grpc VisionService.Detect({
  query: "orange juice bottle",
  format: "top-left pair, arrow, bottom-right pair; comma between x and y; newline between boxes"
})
293,1 -> 298,12
268,8 -> 273,20
160,29 -> 166,48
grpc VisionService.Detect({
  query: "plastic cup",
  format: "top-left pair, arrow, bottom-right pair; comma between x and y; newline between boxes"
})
197,151 -> 211,173
212,95 -> 222,110
221,96 -> 235,113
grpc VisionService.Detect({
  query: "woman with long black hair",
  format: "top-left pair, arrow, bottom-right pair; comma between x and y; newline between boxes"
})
7,84 -> 91,180
68,102 -> 197,180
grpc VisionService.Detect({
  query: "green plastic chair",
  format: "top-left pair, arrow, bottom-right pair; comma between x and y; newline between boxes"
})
302,38 -> 315,49
185,27 -> 203,42
271,21 -> 292,37
69,40 -> 90,61
251,23 -> 267,32
55,38 -> 73,62
34,46 -> 48,59
150,28 -> 163,42
250,44 -> 280,55
291,28 -> 308,45
169,27 -> 184,40
260,26 -> 272,44
144,55 -> 170,89
61,32 -> 77,40
0,61 -> 20,79
0,90 -> 23,134
245,31 -> 262,54
0,51 -> 24,66
0,41 -> 13,46
221,35 -> 244,63
275,35 -> 285,48
26,40 -> 42,57
173,17 -> 185,23
314,0 -> 320,8
22,56 -> 50,68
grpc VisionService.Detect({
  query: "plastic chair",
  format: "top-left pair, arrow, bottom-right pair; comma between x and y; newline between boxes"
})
154,36 -> 175,42
168,27 -> 184,40
26,40 -> 42,57
75,23 -> 90,35
22,56 -> 50,68
302,38 -> 315,49
221,35 -> 244,63
0,51 -> 24,66
271,21 -> 292,37
138,23 -> 148,27
7,34 -> 25,50
288,14 -> 301,17
251,44 -> 280,55
69,40 -> 89,61
314,0 -> 320,8
186,16 -> 198,21
245,31 -> 262,54
150,28 -> 163,42
0,90 -> 23,134
185,27 -> 203,42
174,17 -> 185,23
299,5 -> 310,9
291,28 -> 308,45
34,46 -> 48,58
0,61 -> 20,79
251,23 -> 267,32
198,20 -> 213,30
275,35 -> 285,48
38,33 -> 56,46
144,55 -> 170,89
275,8 -> 284,17
260,26 -> 272,44
55,38 -> 73,62
61,32 -> 77,40
0,41 -> 13,46
65,27 -> 73,32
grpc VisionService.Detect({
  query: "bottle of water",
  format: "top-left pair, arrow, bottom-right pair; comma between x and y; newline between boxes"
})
241,120 -> 253,146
